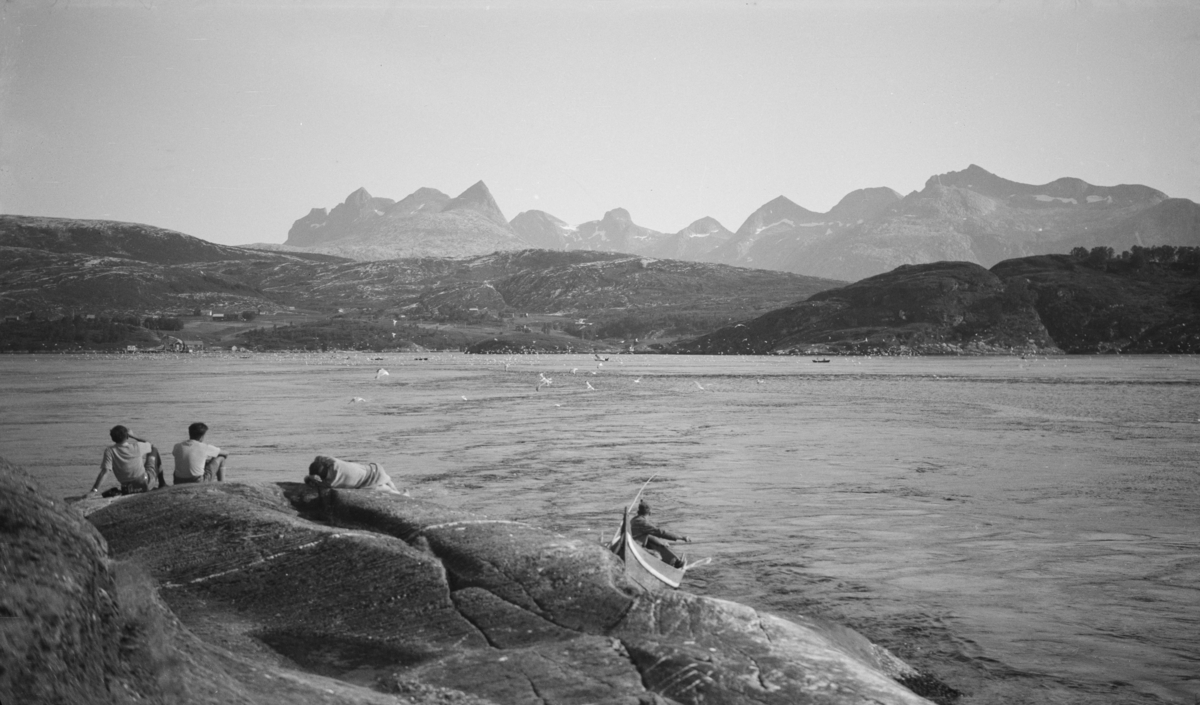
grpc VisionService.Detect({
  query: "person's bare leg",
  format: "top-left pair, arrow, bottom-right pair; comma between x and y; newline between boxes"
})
146,447 -> 164,488
203,456 -> 227,482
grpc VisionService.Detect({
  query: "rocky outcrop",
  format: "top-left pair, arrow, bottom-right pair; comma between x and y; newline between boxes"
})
6,469 -> 946,704
1,457 -> 459,705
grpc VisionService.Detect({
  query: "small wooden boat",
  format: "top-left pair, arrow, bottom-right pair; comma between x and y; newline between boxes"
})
608,500 -> 687,590
812,358 -> 831,363
607,479 -> 708,590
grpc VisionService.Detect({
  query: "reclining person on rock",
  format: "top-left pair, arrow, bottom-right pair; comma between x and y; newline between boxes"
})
89,425 -> 164,496
305,455 -> 403,494
631,500 -> 691,568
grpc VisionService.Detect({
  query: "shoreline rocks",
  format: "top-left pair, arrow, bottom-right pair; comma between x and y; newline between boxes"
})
5,457 -> 950,703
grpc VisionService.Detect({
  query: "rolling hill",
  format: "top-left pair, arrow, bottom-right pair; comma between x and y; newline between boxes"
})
0,214 -> 841,349
670,248 -> 1200,355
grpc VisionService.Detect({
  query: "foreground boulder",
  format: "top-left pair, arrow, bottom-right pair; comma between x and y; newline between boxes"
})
77,478 -> 939,704
1,458 -> 474,705
3,454 -> 946,704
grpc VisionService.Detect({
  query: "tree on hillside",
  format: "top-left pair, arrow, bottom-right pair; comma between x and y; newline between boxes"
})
1086,246 -> 1114,269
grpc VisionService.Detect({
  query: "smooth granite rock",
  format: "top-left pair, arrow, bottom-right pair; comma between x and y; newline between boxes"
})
5,458 -> 941,704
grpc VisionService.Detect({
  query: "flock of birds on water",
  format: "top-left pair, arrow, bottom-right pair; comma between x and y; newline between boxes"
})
21,348 -> 1132,416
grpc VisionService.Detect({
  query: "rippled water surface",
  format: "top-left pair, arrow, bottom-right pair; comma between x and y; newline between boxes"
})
2,352 -> 1197,704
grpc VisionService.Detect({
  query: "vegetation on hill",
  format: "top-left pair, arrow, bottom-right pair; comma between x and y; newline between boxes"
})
0,316 -> 166,352
993,246 -> 1200,353
670,261 -> 1057,356
3,212 -> 1197,354
237,319 -> 474,352
670,245 -> 1200,355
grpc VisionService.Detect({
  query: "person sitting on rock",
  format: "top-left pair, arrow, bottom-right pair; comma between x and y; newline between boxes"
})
304,455 -> 403,494
89,425 -> 163,496
630,500 -> 691,568
172,422 -> 228,484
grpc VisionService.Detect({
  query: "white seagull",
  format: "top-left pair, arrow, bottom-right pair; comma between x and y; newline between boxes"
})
586,381 -> 595,391
375,368 -> 389,379
695,381 -> 706,391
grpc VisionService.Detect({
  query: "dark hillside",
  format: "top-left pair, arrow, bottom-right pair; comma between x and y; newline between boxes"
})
672,261 -> 1057,355
0,215 -> 262,265
991,250 -> 1200,353
0,217 -> 844,350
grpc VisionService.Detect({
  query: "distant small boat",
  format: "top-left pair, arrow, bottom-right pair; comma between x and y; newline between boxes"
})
812,358 -> 831,363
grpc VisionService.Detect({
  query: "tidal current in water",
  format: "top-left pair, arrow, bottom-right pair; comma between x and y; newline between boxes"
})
1,352 -> 1197,704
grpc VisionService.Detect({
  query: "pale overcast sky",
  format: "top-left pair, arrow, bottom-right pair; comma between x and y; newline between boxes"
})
2,0 -> 1198,245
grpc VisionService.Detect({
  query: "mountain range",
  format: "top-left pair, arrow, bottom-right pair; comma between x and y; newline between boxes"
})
3,214 -> 1195,354
275,165 -> 1200,281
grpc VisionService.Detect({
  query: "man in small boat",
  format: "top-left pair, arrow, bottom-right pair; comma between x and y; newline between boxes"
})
305,455 -> 403,494
631,500 -> 691,568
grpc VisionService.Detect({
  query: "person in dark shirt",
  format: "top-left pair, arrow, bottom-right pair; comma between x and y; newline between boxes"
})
630,500 -> 691,568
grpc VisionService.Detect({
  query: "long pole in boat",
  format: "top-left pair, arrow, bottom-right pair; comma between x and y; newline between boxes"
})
629,473 -> 658,513
609,474 -> 659,547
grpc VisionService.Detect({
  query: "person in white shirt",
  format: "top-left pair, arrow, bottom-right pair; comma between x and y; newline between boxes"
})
304,455 -> 401,494
89,425 -> 163,495
172,422 -> 228,484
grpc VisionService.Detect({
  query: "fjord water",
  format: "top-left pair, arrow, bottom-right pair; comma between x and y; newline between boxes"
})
2,353 -> 1196,704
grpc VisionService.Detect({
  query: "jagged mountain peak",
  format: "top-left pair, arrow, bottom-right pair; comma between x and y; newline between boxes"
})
441,180 -> 508,226
763,195 -> 801,210
449,180 -> 495,206
345,186 -> 373,204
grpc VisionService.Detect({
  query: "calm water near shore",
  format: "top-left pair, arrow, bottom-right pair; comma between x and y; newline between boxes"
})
2,352 -> 1197,704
